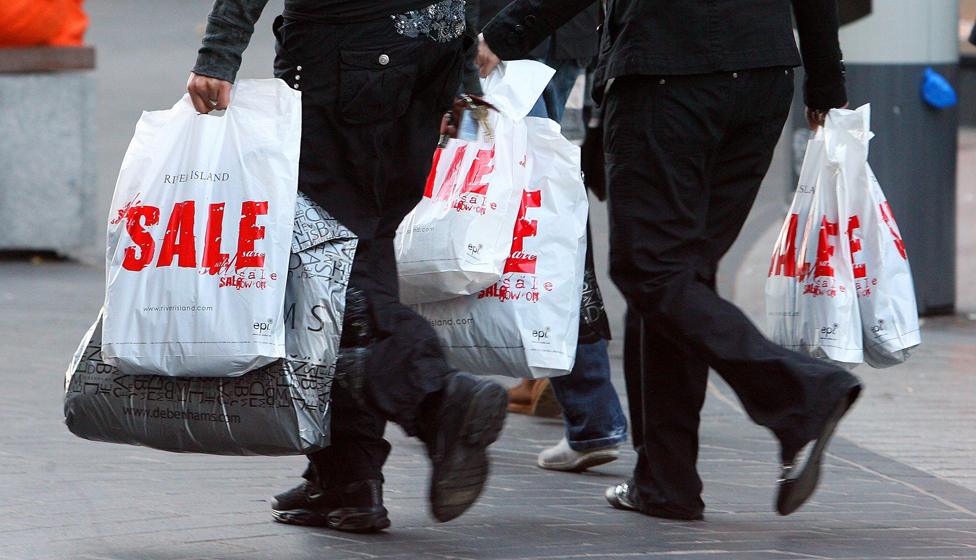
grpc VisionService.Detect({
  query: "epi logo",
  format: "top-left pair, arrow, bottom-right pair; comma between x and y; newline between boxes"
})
532,327 -> 551,341
467,243 -> 482,255
821,323 -> 839,337
871,319 -> 887,336
253,319 -> 274,333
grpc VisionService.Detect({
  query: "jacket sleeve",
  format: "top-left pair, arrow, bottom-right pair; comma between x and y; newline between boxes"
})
481,0 -> 596,61
791,0 -> 848,110
461,0 -> 484,95
192,0 -> 270,83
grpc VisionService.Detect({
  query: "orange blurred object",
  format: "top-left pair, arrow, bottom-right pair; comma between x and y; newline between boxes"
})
0,0 -> 88,47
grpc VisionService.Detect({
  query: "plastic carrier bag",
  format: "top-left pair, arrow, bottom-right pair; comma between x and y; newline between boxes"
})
64,193 -> 356,455
826,106 -> 921,367
395,61 -> 555,304
101,79 -> 301,377
766,104 -> 920,368
766,121 -> 862,367
412,105 -> 589,379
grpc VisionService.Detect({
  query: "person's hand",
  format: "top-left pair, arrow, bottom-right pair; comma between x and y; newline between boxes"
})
186,72 -> 232,114
475,34 -> 501,78
806,103 -> 849,130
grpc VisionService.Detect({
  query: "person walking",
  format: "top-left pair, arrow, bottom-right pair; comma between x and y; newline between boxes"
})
188,0 -> 508,533
477,0 -> 862,520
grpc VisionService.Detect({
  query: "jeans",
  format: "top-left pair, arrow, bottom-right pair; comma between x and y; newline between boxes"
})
542,59 -> 585,124
526,58 -> 584,123
549,340 -> 628,451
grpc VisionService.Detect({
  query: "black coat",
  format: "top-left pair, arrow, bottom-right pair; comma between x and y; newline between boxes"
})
479,0 -> 599,61
482,0 -> 847,110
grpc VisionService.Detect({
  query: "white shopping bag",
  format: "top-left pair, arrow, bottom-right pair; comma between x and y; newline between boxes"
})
395,61 -> 556,304
413,116 -> 589,378
65,193 -> 356,455
826,106 -> 920,367
101,79 -> 301,377
766,122 -> 863,367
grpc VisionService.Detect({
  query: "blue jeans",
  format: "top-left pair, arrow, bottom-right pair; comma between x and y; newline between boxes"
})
542,59 -> 585,124
549,340 -> 628,451
527,59 -> 584,123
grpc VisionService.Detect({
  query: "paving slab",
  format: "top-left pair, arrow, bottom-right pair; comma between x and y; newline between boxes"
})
2,262 -> 976,559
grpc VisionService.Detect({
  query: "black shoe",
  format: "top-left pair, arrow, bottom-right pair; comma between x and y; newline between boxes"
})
271,479 -> 390,533
605,480 -> 704,521
605,480 -> 640,512
426,372 -> 508,523
776,384 -> 862,516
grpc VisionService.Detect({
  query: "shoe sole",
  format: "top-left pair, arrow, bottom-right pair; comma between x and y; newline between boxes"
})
776,386 -> 861,515
539,450 -> 619,472
327,507 -> 391,533
271,507 -> 330,527
272,507 -> 390,533
430,381 -> 508,523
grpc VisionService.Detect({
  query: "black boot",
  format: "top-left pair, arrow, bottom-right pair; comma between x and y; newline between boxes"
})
271,479 -> 390,533
423,372 -> 508,523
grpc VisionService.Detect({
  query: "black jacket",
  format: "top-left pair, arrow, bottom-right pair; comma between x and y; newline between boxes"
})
480,0 -> 599,61
482,0 -> 847,110
195,0 -> 462,83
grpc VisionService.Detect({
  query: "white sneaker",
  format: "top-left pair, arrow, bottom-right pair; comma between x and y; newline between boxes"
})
537,438 -> 619,472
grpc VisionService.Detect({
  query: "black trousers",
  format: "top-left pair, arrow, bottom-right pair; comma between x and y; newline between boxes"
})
273,15 -> 463,485
603,69 -> 860,515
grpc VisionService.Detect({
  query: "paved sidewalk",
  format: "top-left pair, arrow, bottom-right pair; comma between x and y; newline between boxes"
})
2,261 -> 976,560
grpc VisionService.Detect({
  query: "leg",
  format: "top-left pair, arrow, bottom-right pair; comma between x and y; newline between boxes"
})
353,237 -> 455,436
604,72 -> 857,454
628,88 -> 780,513
622,308 -> 642,453
602,71 -> 860,517
629,275 -> 713,518
611,307 -> 708,520
271,14 -> 506,528
631,341 -> 707,518
549,339 -> 627,452
307,384 -> 391,488
541,340 -> 627,471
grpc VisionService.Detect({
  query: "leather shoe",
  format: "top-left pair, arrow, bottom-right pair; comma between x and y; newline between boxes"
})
605,480 -> 704,521
776,384 -> 862,515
